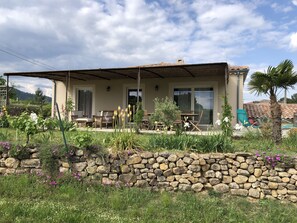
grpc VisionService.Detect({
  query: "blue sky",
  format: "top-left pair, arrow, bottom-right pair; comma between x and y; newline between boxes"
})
0,0 -> 296,102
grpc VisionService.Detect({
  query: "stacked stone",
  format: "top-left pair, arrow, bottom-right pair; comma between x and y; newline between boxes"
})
1,148 -> 297,203
0,148 -> 41,175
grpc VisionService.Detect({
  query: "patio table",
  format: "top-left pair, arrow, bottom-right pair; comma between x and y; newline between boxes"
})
181,113 -> 202,132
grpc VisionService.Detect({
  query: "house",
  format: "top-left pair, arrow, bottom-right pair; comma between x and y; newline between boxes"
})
4,60 -> 249,128
244,102 -> 297,124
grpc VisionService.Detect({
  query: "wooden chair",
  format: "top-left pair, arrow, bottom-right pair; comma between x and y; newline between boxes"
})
102,111 -> 114,128
93,111 -> 103,128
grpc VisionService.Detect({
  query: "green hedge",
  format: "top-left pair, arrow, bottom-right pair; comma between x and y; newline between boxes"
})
7,103 -> 51,118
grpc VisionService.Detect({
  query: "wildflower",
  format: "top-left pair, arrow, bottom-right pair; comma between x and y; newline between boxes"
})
0,141 -> 11,151
223,117 -> 229,123
30,112 -> 38,124
184,122 -> 190,129
49,180 -> 58,186
255,152 -> 260,157
275,154 -> 281,161
215,119 -> 221,126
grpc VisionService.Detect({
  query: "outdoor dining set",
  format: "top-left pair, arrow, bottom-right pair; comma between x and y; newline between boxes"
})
71,110 -> 203,132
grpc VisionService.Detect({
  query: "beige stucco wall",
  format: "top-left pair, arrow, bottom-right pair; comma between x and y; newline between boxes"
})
54,75 -> 228,125
226,73 -> 245,125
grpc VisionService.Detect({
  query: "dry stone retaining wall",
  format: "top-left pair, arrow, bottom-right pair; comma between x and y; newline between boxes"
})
1,149 -> 297,203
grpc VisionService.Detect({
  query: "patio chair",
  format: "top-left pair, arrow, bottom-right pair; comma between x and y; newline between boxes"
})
71,110 -> 93,127
93,111 -> 104,128
237,109 -> 258,128
71,110 -> 85,122
101,111 -> 114,128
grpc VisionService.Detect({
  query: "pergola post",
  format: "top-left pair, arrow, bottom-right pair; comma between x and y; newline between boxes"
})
6,75 -> 9,106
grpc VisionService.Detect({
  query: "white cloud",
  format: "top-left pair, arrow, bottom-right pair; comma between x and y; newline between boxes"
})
0,0 -> 296,100
293,0 -> 297,6
271,3 -> 293,12
289,32 -> 297,50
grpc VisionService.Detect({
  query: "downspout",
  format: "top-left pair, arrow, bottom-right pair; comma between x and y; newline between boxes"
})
52,80 -> 57,117
6,75 -> 9,106
137,67 -> 140,104
237,70 -> 240,111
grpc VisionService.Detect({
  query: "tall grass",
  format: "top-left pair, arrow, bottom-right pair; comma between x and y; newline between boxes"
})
148,133 -> 234,152
0,174 -> 297,223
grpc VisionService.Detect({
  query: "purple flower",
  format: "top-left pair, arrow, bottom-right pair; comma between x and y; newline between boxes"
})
255,152 -> 260,157
0,142 -> 11,151
49,180 -> 58,186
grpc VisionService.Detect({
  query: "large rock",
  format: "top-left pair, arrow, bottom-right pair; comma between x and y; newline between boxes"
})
190,183 -> 203,192
160,163 -> 168,171
213,183 -> 229,193
230,189 -> 248,196
156,156 -> 165,163
120,165 -> 130,173
168,154 -> 178,162
21,159 -> 40,168
141,152 -> 153,159
233,175 -> 248,184
4,158 -> 19,168
268,176 -> 282,183
172,167 -> 187,175
86,166 -> 97,174
223,176 -> 232,184
119,174 -> 137,184
249,188 -> 260,198
237,169 -> 250,176
179,184 -> 191,191
268,182 -> 279,189
127,155 -> 142,165
176,159 -> 186,167
211,164 -> 221,171
97,165 -> 110,174
209,178 -> 220,186
254,169 -> 262,178
205,170 -> 215,178
288,169 -> 297,175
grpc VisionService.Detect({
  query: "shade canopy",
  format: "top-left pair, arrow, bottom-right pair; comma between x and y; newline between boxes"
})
4,62 -> 234,82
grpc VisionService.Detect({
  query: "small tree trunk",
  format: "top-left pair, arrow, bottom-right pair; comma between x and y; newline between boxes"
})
270,93 -> 282,144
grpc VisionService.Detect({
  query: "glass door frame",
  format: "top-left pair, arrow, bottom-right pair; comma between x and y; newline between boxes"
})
72,85 -> 95,118
169,81 -> 218,125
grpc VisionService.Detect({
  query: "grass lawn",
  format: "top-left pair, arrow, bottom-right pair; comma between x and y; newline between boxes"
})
0,174 -> 297,223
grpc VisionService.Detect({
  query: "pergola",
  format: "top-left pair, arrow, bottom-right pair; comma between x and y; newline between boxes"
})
4,62 -> 248,112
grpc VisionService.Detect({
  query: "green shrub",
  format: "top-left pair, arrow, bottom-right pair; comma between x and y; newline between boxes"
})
283,132 -> 297,150
7,103 -> 40,116
196,134 -> 234,153
150,97 -> 181,130
9,112 -> 39,144
72,131 -> 93,149
220,96 -> 233,138
9,145 -> 31,160
0,107 -> 9,128
148,134 -> 234,153
148,134 -> 198,150
107,132 -> 141,152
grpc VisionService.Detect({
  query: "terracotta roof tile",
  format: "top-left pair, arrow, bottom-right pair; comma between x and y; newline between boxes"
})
244,102 -> 297,119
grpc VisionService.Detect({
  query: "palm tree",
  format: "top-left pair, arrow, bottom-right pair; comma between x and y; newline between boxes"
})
248,59 -> 297,144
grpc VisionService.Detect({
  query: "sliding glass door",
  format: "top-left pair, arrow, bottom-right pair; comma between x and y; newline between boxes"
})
77,89 -> 93,118
174,87 -> 214,124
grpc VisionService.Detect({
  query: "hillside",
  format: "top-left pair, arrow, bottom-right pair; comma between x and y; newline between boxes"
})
14,88 -> 51,102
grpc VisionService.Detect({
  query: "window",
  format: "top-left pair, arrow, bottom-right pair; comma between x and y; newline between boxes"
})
127,89 -> 142,121
77,89 -> 93,118
174,87 -> 214,124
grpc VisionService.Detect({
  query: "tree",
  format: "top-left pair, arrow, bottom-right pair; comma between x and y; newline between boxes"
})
34,88 -> 46,106
279,93 -> 297,103
248,59 -> 297,144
